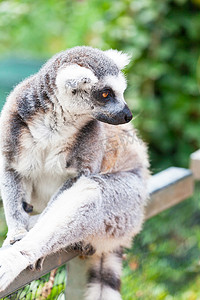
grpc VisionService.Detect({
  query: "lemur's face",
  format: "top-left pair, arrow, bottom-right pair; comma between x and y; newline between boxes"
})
55,47 -> 132,125
91,72 -> 132,125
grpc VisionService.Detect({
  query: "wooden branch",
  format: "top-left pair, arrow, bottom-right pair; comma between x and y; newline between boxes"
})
0,248 -> 78,299
190,149 -> 200,180
146,167 -> 194,219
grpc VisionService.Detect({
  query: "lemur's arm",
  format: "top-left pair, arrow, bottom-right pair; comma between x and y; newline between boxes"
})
0,169 -> 148,291
0,167 -> 31,245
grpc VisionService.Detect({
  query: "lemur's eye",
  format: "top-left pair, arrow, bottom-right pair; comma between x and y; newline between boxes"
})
102,91 -> 109,98
101,89 -> 114,100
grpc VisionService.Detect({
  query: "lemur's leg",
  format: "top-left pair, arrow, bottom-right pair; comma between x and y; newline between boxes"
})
0,169 -> 32,245
0,170 -> 148,291
27,215 -> 41,231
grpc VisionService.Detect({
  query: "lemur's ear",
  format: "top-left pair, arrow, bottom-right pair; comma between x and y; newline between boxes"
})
56,64 -> 98,90
104,49 -> 131,70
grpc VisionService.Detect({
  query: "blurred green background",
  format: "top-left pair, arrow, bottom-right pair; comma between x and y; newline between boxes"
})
0,0 -> 200,299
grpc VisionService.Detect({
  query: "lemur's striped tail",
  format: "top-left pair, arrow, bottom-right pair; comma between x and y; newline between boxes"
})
85,250 -> 123,300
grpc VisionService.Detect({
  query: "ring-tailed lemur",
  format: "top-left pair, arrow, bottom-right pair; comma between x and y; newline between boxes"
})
0,46 -> 149,299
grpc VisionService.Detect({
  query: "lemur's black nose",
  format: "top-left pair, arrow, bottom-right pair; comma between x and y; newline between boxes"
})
122,105 -> 133,123
95,104 -> 133,125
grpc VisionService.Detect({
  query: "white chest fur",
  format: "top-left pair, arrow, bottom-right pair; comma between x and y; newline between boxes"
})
14,110 -> 88,176
12,111 -> 90,212
14,127 -> 75,178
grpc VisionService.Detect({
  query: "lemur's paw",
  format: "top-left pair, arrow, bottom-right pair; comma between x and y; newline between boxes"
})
3,229 -> 28,246
28,257 -> 44,271
0,246 -> 29,292
71,242 -> 96,256
81,243 -> 96,256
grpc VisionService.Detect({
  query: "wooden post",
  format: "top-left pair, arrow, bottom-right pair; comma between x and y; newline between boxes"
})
190,149 -> 200,180
66,257 -> 90,300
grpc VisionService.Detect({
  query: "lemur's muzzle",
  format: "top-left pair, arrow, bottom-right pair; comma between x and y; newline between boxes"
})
96,104 -> 133,125
117,104 -> 133,124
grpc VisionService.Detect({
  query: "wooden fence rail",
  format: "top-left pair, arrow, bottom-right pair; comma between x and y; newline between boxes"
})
190,149 -> 200,180
0,150 -> 199,299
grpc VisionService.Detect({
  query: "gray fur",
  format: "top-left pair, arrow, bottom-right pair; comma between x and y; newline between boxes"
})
40,46 -> 119,80
0,46 -> 149,298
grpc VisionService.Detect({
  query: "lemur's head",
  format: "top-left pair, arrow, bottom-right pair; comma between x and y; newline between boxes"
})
55,46 -> 132,125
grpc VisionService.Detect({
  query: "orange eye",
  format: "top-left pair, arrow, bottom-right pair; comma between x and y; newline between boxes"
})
102,92 -> 109,98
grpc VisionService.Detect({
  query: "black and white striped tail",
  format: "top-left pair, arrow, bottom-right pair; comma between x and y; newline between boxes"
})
85,250 -> 123,300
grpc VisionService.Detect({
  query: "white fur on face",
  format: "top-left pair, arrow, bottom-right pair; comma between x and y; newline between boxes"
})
102,72 -> 127,112
104,49 -> 131,70
55,64 -> 127,115
103,73 -> 127,98
56,64 -> 98,88
55,64 -> 98,112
